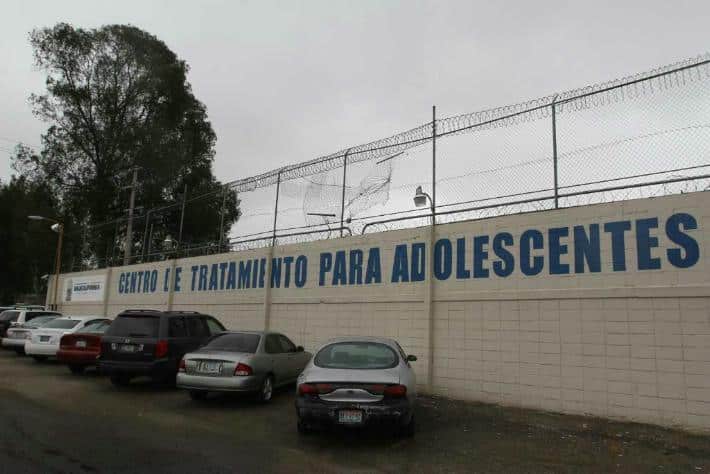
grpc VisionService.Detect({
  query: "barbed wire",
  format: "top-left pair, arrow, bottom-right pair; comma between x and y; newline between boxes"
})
60,52 -> 710,270
223,53 -> 710,195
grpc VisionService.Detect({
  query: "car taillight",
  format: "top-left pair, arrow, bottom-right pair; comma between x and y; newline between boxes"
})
297,383 -> 334,395
178,358 -> 186,373
298,383 -> 318,395
155,340 -> 168,358
234,363 -> 252,376
383,384 -> 407,398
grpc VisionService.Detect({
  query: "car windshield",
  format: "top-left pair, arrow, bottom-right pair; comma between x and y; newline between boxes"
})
314,342 -> 399,369
81,321 -> 111,334
0,311 -> 20,322
204,333 -> 260,353
26,316 -> 58,328
106,315 -> 159,337
43,318 -> 81,329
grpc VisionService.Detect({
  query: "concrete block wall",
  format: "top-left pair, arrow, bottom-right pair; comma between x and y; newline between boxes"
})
51,191 -> 710,433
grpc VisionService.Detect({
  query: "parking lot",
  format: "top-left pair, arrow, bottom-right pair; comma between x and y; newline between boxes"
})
0,350 -> 708,473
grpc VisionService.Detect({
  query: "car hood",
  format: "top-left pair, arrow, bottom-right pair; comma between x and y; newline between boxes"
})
300,366 -> 400,385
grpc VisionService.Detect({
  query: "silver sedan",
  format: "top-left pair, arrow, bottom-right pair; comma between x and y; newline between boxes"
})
295,336 -> 418,436
177,331 -> 312,402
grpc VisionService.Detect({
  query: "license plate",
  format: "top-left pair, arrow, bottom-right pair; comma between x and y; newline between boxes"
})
199,361 -> 221,374
40,336 -> 50,343
338,410 -> 363,424
120,344 -> 137,353
75,340 -> 87,348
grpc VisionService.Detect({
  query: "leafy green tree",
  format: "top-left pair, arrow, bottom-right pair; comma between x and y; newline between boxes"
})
0,177 -> 72,304
14,23 -> 239,265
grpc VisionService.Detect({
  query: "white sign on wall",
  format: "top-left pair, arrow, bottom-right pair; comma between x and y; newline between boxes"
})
63,274 -> 107,302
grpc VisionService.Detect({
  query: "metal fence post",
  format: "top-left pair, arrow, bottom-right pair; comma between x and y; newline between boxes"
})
271,171 -> 282,247
551,95 -> 559,209
177,184 -> 188,254
142,210 -> 151,261
432,105 -> 437,224
218,184 -> 228,251
340,149 -> 351,237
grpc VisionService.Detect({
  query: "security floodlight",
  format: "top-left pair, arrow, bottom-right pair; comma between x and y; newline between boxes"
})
413,186 -> 430,208
50,223 -> 61,233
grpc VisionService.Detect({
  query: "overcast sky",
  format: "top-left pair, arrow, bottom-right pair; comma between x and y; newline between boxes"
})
1,0 -> 709,184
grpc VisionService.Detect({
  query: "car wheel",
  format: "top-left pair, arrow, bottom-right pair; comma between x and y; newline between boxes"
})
69,365 -> 85,375
13,348 -> 24,356
32,355 -> 48,363
400,415 -> 415,438
189,390 -> 208,401
110,375 -> 130,387
258,375 -> 274,403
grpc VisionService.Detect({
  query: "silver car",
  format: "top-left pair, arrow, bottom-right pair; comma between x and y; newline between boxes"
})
1,314 -> 61,355
295,336 -> 417,436
177,331 -> 312,402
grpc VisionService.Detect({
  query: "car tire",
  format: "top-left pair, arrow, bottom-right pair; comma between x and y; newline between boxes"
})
258,375 -> 274,403
32,355 -> 48,363
400,415 -> 415,438
189,390 -> 208,401
110,375 -> 131,387
13,348 -> 24,356
69,365 -> 85,375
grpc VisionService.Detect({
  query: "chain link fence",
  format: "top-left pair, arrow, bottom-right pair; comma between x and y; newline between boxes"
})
67,54 -> 710,272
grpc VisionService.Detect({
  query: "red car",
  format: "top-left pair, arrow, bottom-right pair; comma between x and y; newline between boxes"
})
57,319 -> 112,374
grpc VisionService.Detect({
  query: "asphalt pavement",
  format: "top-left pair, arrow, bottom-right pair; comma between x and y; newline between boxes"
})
0,349 -> 708,473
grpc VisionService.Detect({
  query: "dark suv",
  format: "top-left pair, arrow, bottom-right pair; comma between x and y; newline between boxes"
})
99,310 -> 226,386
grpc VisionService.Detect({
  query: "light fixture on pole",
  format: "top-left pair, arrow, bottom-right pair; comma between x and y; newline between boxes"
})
413,186 -> 435,225
413,186 -> 433,210
28,215 -> 64,310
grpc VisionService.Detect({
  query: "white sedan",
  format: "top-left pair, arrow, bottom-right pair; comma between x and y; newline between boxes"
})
25,315 -> 111,362
1,314 -> 61,354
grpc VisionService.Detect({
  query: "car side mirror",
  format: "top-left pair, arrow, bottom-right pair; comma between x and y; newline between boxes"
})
406,354 -> 417,362
296,346 -> 304,352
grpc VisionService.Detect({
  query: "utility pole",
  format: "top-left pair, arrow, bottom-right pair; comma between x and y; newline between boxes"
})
123,167 -> 139,265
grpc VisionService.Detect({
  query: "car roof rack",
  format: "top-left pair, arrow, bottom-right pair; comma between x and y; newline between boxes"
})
167,310 -> 202,315
121,309 -> 162,313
